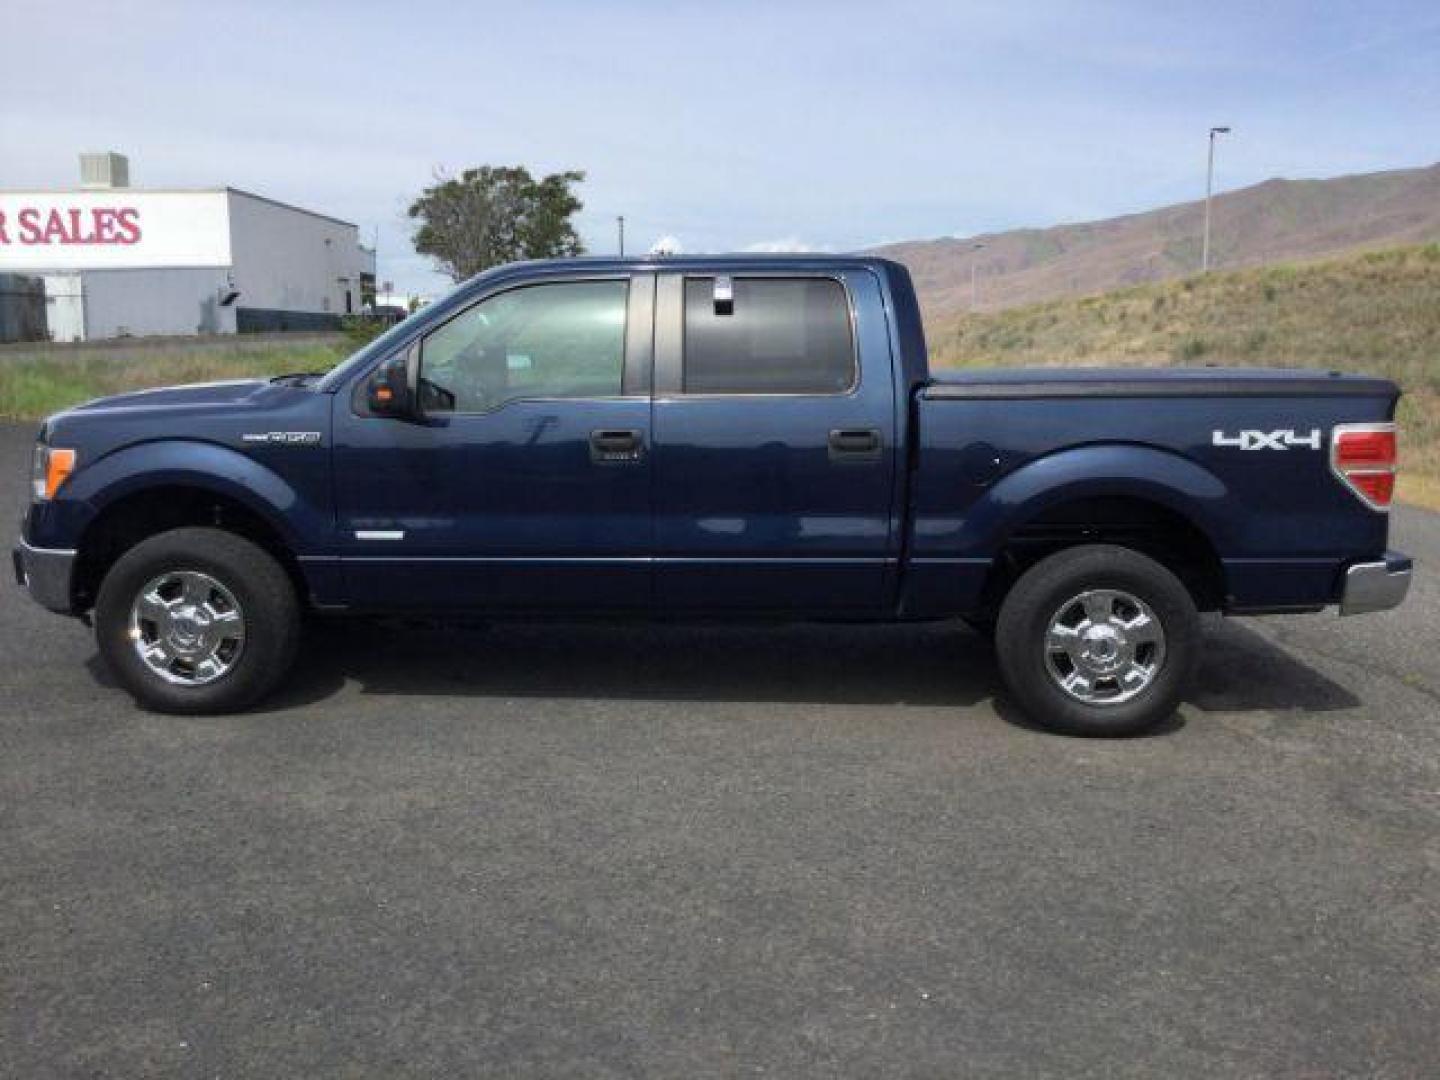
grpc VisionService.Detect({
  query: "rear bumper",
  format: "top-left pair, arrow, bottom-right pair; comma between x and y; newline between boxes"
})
1340,550 -> 1412,615
12,539 -> 76,615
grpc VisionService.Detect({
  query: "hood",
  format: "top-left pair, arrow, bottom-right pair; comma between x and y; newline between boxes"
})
64,378 -> 274,413
40,377 -> 330,457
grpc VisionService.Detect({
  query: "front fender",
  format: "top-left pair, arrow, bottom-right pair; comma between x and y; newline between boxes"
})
953,443 -> 1230,556
32,439 -> 327,553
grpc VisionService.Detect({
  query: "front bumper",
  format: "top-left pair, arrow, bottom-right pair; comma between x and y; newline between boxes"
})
1340,550 -> 1412,615
12,538 -> 76,614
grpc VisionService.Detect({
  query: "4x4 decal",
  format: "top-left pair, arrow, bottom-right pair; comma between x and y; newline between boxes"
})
1212,428 -> 1321,451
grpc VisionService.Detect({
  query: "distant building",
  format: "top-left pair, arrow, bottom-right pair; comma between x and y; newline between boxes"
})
375,291 -> 432,311
0,152 -> 376,341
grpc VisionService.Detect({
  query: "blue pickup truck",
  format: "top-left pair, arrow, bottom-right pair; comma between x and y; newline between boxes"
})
14,256 -> 1411,734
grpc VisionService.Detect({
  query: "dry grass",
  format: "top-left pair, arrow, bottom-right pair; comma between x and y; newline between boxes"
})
930,244 -> 1440,509
0,335 -> 348,420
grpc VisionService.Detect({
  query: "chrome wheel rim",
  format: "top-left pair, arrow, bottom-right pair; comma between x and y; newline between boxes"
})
1044,588 -> 1165,705
128,571 -> 246,686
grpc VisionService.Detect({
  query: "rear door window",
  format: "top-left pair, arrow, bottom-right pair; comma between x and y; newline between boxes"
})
682,277 -> 855,395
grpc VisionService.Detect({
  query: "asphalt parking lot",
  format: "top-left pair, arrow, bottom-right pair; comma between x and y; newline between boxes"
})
2,421 -> 1437,1077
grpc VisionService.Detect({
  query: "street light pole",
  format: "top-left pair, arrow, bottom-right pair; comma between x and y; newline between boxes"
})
971,242 -> 986,308
617,215 -> 625,257
1202,126 -> 1230,273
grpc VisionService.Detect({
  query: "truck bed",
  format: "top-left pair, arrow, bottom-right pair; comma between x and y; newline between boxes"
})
905,366 -> 1400,617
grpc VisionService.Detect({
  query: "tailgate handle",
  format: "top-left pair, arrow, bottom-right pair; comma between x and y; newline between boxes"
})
828,427 -> 882,461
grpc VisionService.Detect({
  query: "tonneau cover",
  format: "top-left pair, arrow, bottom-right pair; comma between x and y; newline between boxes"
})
923,367 -> 1398,399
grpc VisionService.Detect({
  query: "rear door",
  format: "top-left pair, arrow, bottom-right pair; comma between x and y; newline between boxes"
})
650,268 -> 899,613
331,271 -> 656,611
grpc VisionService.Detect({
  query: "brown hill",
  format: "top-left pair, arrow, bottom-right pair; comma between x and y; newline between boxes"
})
876,162 -> 1440,320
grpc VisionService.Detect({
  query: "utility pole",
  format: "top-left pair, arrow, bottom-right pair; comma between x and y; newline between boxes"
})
371,225 -> 379,309
1202,126 -> 1230,273
970,242 -> 986,308
617,215 -> 625,257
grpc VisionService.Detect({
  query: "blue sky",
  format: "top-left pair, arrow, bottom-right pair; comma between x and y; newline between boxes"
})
3,0 -> 1437,294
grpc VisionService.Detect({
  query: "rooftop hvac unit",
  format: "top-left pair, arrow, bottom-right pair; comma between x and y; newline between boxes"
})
79,151 -> 130,189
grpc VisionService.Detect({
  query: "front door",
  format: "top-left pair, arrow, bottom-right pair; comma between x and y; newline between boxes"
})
651,269 -> 899,613
331,272 -> 655,611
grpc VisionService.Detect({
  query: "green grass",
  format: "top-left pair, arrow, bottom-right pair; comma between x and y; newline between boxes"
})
0,335 -> 349,420
930,243 -> 1440,509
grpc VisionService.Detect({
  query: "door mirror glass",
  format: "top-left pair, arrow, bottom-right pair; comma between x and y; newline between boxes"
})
365,350 -> 419,419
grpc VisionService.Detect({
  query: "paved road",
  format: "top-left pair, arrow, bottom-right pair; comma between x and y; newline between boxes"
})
2,421 -> 1436,1077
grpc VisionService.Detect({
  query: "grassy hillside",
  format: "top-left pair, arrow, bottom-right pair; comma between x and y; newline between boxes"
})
929,243 -> 1440,507
0,335 -> 348,421
879,162 -> 1440,321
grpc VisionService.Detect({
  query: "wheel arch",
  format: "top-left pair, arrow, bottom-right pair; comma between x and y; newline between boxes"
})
967,444 -> 1229,612
56,439 -> 315,612
72,481 -> 306,613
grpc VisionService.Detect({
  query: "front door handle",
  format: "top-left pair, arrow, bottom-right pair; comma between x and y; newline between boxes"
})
590,428 -> 645,464
828,427 -> 882,462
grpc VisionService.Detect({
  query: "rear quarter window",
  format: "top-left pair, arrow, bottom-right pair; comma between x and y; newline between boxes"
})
682,277 -> 855,395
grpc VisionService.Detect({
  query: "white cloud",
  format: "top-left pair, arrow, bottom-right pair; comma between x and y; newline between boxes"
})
740,237 -> 830,254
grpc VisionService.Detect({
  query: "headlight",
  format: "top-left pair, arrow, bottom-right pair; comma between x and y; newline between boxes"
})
31,444 -> 77,501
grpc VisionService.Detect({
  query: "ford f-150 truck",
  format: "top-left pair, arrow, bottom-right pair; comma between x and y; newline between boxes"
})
13,256 -> 1412,734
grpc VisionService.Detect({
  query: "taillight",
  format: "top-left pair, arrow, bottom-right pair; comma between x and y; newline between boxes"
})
1331,423 -> 1398,511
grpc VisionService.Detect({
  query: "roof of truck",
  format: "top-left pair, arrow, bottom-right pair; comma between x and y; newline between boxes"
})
496,253 -> 905,273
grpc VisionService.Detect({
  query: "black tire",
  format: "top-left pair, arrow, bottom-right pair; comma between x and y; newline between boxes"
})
94,527 -> 300,714
994,544 -> 1200,737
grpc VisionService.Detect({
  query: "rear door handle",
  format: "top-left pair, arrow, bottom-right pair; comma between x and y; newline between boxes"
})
828,427 -> 882,462
590,428 -> 645,464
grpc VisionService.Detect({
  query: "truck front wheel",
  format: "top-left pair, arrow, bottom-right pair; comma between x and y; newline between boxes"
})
995,544 -> 1200,737
94,527 -> 300,714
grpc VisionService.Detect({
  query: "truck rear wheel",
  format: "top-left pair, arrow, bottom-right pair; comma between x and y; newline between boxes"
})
94,527 -> 300,714
995,544 -> 1200,736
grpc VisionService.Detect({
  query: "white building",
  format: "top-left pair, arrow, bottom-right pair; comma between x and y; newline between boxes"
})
0,153 -> 375,341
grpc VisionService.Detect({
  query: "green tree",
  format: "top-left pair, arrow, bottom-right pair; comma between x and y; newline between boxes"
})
407,166 -> 586,281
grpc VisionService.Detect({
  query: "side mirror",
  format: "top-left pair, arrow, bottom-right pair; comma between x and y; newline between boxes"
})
365,346 -> 421,420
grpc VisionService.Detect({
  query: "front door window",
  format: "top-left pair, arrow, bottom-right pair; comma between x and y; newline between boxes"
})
420,280 -> 629,413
